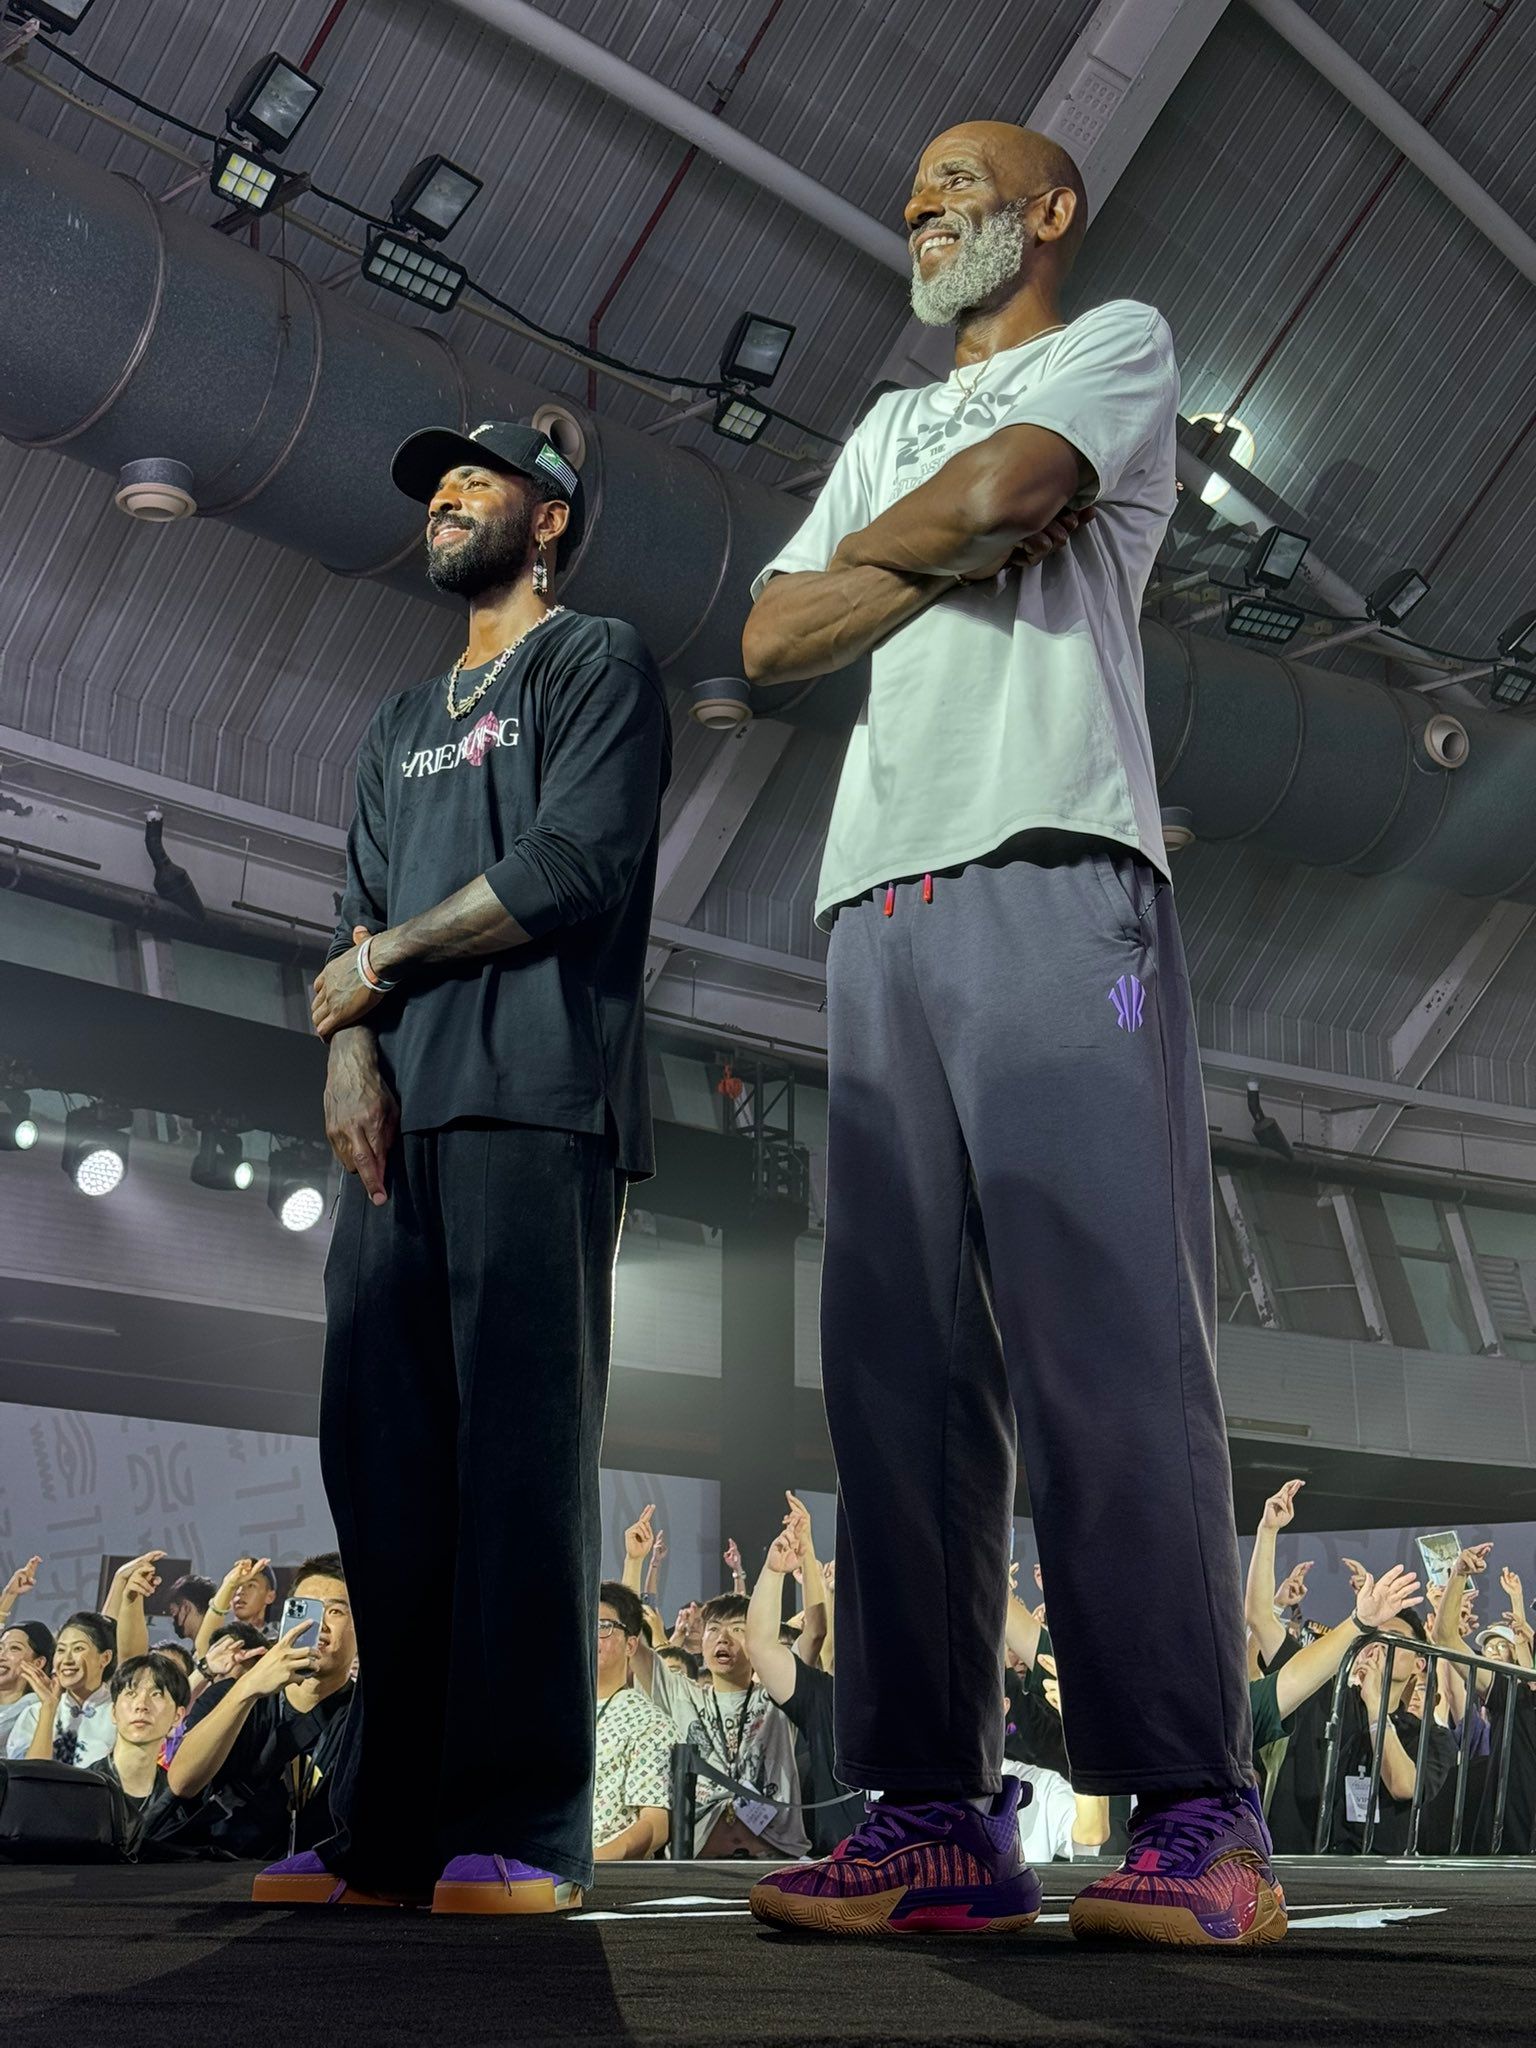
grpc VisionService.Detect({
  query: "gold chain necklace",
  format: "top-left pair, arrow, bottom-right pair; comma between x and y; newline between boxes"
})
952,324 -> 1067,404
445,606 -> 566,719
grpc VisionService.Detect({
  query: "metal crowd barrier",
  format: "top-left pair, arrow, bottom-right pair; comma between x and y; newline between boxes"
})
1314,1627 -> 1530,1855
666,1741 -> 861,1862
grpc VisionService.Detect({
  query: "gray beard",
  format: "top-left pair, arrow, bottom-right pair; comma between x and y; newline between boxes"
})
909,204 -> 1029,327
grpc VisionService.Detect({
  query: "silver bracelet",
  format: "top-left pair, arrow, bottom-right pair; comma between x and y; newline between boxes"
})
356,935 -> 398,994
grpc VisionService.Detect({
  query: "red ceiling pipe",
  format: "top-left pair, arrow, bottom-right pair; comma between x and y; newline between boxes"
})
583,0 -> 787,407
1196,1 -> 1514,459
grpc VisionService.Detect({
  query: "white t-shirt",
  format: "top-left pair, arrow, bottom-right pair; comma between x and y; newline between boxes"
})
648,1660 -> 808,1858
5,1686 -> 115,1768
592,1684 -> 672,1852
752,298 -> 1180,927
1003,1760 -> 1081,1863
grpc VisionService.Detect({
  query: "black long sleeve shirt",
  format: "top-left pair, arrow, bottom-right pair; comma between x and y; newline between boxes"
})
331,610 -> 672,1177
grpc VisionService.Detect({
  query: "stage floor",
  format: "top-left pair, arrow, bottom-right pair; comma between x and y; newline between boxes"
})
5,1855 -> 1534,2044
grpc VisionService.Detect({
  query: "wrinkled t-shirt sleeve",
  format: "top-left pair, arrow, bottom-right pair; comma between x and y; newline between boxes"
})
330,705 -> 392,963
749,421 -> 880,600
992,304 -> 1179,510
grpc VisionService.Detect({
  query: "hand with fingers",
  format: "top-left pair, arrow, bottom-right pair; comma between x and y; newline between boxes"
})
765,1527 -> 801,1576
116,1550 -> 167,1607
1261,1480 -> 1305,1531
784,1493 -> 815,1555
322,1016 -> 399,1207
236,1624 -> 320,1699
21,1657 -> 63,1710
1341,1556 -> 1370,1596
1499,1565 -> 1525,1608
1355,1566 -> 1422,1631
1274,1561 -> 1313,1612
214,1557 -> 270,1613
1454,1543 -> 1493,1579
624,1506 -> 658,1563
2,1556 -> 41,1609
1037,1653 -> 1062,1718
724,1538 -> 744,1586
311,928 -> 387,1043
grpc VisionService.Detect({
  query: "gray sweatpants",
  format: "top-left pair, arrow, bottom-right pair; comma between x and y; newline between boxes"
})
821,839 -> 1253,1799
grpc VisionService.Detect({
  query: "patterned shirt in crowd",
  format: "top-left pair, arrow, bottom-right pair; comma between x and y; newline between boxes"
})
5,1686 -> 114,1768
593,1685 -> 673,1853
648,1659 -> 808,1858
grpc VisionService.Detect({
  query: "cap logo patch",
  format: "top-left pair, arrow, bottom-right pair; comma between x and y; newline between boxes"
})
534,444 -> 579,495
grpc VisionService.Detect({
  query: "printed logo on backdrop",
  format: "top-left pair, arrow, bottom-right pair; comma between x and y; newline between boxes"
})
402,713 -> 520,779
32,1414 -> 98,1503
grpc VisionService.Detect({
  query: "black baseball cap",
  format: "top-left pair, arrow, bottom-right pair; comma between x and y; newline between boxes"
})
391,419 -> 585,562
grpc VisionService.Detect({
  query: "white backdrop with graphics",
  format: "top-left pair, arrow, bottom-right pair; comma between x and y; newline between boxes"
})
0,1402 -> 721,1630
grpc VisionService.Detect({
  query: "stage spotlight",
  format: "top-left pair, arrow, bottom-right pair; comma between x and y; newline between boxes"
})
720,312 -> 795,389
1225,593 -> 1304,647
1497,609 -> 1536,663
362,227 -> 467,312
712,393 -> 769,445
226,53 -> 322,155
14,0 -> 96,31
267,1145 -> 328,1232
62,1105 -> 132,1197
1367,567 -> 1430,628
0,1090 -> 39,1153
145,810 -> 206,919
210,140 -> 282,216
1249,526 -> 1309,590
1490,667 -> 1536,710
389,155 -> 482,240
1189,414 -> 1255,504
191,1129 -> 254,1193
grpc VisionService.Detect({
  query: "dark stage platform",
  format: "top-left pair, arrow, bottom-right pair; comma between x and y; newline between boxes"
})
5,1856 -> 1534,2045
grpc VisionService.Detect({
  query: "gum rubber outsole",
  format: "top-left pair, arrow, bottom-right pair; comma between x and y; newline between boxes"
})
748,1882 -> 1041,1937
249,1874 -> 429,1908
1068,1881 -> 1288,1948
431,1878 -> 585,1916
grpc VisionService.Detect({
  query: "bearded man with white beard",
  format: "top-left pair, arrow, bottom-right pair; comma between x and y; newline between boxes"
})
742,122 -> 1281,1950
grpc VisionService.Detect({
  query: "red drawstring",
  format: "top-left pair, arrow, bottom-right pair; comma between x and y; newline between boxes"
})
922,873 -> 933,904
883,883 -> 895,917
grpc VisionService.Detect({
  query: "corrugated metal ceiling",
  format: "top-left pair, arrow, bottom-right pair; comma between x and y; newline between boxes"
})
2,0 -> 1534,1105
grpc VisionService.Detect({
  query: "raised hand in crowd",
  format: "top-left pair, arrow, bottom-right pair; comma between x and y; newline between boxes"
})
1499,1564 -> 1525,1613
1455,1543 -> 1493,1580
1274,1560 -> 1314,1615
0,1556 -> 41,1625
1341,1556 -> 1369,1596
644,1527 -> 668,1598
195,1558 -> 272,1659
1267,1564 -> 1421,1724
235,1623 -> 319,1699
104,1550 -> 166,1664
620,1506 -> 657,1598
1263,1479 -> 1304,1531
671,1603 -> 704,1657
1245,1479 -> 1306,1664
724,1538 -> 746,1594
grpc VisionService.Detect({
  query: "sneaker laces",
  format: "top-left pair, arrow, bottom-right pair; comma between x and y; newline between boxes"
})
1129,1793 -> 1243,1868
838,1799 -> 955,1860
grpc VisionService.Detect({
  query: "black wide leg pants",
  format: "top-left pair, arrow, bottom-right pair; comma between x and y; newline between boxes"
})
821,844 -> 1253,1800
317,1122 -> 624,1893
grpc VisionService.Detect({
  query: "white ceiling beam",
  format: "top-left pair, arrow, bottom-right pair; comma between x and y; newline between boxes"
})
1326,902 -> 1536,1155
643,720 -> 794,993
874,0 -> 1234,389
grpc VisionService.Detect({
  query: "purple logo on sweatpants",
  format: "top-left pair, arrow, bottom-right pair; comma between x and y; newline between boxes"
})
1109,974 -> 1145,1033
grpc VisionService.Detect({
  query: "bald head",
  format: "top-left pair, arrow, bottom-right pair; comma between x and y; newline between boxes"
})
905,123 -> 1087,327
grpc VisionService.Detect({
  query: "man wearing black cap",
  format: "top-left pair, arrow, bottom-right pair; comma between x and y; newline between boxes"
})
254,422 -> 670,1916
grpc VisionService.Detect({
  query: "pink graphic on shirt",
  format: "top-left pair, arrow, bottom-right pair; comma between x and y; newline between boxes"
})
464,711 -> 502,766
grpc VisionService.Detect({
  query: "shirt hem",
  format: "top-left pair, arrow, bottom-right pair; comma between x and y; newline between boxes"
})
815,813 -> 1169,929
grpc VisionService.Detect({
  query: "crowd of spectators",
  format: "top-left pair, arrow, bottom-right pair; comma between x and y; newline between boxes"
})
1,1484 -> 1533,1867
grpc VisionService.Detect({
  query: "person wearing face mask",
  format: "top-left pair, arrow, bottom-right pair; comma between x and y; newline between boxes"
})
97,1653 -> 192,1855
7,1610 -> 117,1767
0,1618 -> 55,1754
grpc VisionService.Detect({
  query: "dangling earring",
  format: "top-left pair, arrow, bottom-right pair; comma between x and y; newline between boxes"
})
532,544 -> 550,599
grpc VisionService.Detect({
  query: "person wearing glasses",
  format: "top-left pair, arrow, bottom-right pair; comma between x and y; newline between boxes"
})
592,1583 -> 671,1863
